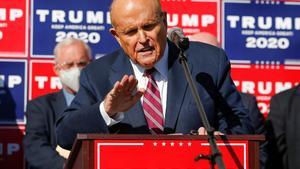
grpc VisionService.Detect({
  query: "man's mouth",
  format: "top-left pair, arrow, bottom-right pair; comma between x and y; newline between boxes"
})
138,46 -> 154,53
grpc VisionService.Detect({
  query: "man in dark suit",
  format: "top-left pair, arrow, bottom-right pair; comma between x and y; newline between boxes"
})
56,0 -> 253,150
23,38 -> 91,169
266,85 -> 300,169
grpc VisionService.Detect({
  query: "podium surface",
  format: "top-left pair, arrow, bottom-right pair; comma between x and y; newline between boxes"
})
66,134 -> 264,169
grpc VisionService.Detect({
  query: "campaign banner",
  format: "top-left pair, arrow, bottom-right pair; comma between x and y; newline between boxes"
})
29,60 -> 61,100
161,0 -> 220,38
232,64 -> 300,115
30,0 -> 119,58
223,0 -> 300,63
0,60 -> 27,124
0,0 -> 29,57
0,126 -> 25,169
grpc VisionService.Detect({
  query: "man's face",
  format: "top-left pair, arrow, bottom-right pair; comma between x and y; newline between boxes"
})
54,41 -> 90,73
110,0 -> 167,69
53,41 -> 91,93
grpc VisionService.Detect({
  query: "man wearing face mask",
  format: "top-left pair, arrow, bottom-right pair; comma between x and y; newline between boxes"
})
23,38 -> 91,169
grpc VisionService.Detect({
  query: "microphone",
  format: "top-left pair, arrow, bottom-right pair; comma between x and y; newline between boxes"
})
167,27 -> 189,51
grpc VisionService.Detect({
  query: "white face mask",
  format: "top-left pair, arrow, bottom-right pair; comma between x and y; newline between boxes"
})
59,67 -> 81,92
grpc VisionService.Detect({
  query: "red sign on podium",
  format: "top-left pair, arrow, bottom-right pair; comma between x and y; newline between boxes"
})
94,139 -> 248,169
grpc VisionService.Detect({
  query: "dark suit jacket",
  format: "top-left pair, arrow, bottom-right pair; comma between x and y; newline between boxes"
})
23,90 -> 66,169
56,41 -> 253,150
266,85 -> 300,169
240,92 -> 267,169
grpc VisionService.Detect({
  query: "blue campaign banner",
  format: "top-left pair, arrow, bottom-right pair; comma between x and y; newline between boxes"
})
0,60 -> 27,124
31,0 -> 119,58
223,0 -> 300,64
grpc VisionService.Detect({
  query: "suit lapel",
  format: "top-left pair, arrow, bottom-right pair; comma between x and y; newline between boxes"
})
51,90 -> 67,118
109,50 -> 132,86
164,41 -> 189,132
108,50 -> 148,127
290,85 -> 300,117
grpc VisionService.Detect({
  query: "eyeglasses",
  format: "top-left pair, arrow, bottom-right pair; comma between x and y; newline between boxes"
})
55,60 -> 90,70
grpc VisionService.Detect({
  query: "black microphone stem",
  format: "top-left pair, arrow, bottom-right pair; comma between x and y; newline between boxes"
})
178,49 -> 226,169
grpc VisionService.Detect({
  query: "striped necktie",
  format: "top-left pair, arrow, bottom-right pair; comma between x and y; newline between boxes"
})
143,68 -> 164,134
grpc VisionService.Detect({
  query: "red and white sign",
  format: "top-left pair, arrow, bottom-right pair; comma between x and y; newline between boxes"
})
29,60 -> 62,100
0,126 -> 25,169
0,0 -> 29,57
161,0 -> 220,39
95,139 -> 248,169
232,64 -> 300,115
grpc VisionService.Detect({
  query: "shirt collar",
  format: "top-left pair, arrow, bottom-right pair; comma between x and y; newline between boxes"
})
62,88 -> 75,106
155,42 -> 169,79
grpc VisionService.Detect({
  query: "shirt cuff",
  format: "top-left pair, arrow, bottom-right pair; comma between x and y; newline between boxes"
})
99,101 -> 124,126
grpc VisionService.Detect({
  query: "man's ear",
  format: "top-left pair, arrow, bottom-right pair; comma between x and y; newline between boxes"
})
53,64 -> 59,76
162,11 -> 168,27
109,28 -> 121,45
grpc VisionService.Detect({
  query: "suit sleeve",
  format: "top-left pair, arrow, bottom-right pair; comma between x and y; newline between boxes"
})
23,100 -> 65,169
215,48 -> 254,134
242,94 -> 266,135
242,93 -> 267,169
56,68 -> 109,150
266,95 -> 287,168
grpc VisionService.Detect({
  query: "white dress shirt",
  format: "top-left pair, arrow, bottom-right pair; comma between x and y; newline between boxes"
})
100,43 -> 169,126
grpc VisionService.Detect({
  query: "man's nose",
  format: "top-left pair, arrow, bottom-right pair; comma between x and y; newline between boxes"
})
138,30 -> 148,44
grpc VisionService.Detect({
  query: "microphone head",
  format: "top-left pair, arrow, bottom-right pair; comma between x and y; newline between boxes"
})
167,27 -> 189,51
167,27 -> 185,41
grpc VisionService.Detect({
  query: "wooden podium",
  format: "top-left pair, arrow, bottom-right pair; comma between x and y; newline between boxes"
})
65,134 -> 264,169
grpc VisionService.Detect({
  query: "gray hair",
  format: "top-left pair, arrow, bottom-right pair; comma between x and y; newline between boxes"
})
53,38 -> 92,62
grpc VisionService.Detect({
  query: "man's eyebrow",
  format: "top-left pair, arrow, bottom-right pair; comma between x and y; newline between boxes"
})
117,17 -> 160,33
